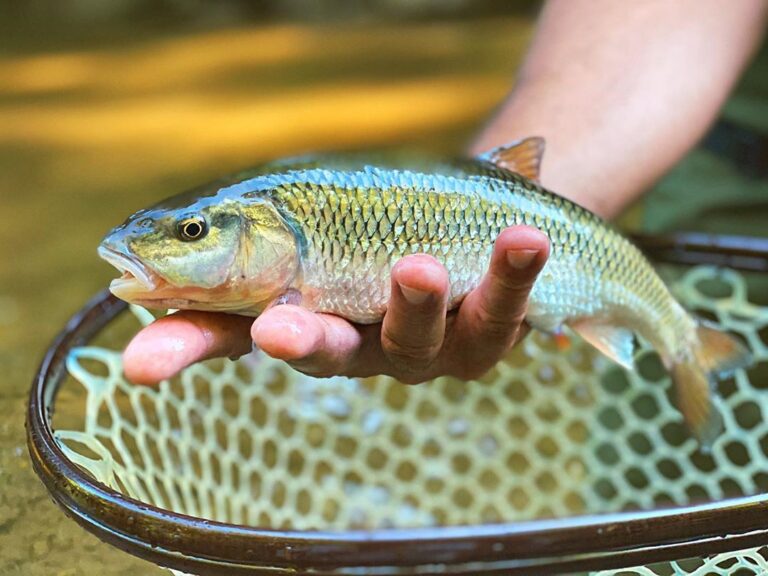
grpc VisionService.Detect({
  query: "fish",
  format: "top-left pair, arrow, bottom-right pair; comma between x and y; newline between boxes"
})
99,137 -> 752,445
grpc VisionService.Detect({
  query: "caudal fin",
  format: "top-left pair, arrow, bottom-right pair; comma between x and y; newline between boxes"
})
672,323 -> 752,448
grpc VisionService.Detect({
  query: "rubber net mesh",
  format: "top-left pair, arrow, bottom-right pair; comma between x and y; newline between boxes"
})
55,264 -> 768,575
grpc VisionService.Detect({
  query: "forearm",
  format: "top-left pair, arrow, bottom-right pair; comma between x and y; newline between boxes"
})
471,0 -> 767,218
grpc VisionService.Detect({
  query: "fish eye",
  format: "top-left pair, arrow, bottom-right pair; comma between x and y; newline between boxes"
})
176,216 -> 207,241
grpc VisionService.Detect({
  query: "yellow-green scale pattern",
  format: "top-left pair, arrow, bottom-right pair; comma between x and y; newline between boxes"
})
261,163 -> 694,360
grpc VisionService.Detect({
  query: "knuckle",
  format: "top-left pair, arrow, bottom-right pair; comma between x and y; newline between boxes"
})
385,348 -> 438,373
491,268 -> 536,299
472,298 -> 524,341
381,331 -> 441,372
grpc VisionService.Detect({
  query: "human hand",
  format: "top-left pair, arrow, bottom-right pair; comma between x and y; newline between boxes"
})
122,226 -> 549,385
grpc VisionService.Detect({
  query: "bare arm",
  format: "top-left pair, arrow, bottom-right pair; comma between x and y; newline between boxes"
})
472,0 -> 767,217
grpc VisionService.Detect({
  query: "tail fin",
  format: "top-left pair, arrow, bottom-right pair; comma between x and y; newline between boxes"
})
672,323 -> 752,448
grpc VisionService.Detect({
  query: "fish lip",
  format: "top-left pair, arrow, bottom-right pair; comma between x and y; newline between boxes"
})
97,245 -> 157,290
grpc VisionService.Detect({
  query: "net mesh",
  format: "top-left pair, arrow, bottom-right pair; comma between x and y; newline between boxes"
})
54,265 -> 768,574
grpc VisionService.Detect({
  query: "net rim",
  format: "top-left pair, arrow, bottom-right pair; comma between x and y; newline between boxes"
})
26,232 -> 768,575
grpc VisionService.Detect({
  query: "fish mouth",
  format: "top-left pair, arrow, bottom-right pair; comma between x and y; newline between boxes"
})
98,245 -> 158,295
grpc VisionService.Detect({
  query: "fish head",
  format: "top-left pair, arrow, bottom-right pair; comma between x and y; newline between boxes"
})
98,194 -> 300,314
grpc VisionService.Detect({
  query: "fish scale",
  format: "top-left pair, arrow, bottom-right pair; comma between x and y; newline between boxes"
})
266,165 -> 683,353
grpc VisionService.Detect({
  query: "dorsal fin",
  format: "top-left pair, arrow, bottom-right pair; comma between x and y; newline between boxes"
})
477,136 -> 545,182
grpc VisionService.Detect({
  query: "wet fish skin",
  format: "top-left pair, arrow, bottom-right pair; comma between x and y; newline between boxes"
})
99,139 -> 752,445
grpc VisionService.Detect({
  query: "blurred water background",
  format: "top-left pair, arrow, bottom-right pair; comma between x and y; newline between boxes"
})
0,1 -> 538,574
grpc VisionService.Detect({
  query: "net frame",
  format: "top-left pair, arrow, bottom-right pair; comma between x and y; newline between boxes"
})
26,232 -> 768,575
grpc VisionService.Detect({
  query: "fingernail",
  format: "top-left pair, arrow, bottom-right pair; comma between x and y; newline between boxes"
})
398,282 -> 430,305
506,249 -> 538,269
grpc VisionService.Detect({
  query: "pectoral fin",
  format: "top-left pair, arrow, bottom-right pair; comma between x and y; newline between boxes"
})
570,319 -> 636,370
477,137 -> 545,182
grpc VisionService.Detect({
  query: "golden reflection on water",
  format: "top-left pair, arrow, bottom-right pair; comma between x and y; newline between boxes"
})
1,74 -> 502,151
0,21 -> 529,166
0,17 -> 532,575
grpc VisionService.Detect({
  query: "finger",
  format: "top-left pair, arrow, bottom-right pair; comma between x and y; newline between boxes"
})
381,254 -> 450,376
123,311 -> 253,385
452,225 -> 549,374
251,305 -> 365,377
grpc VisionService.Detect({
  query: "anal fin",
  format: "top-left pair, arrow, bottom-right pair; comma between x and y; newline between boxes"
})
570,319 -> 636,370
